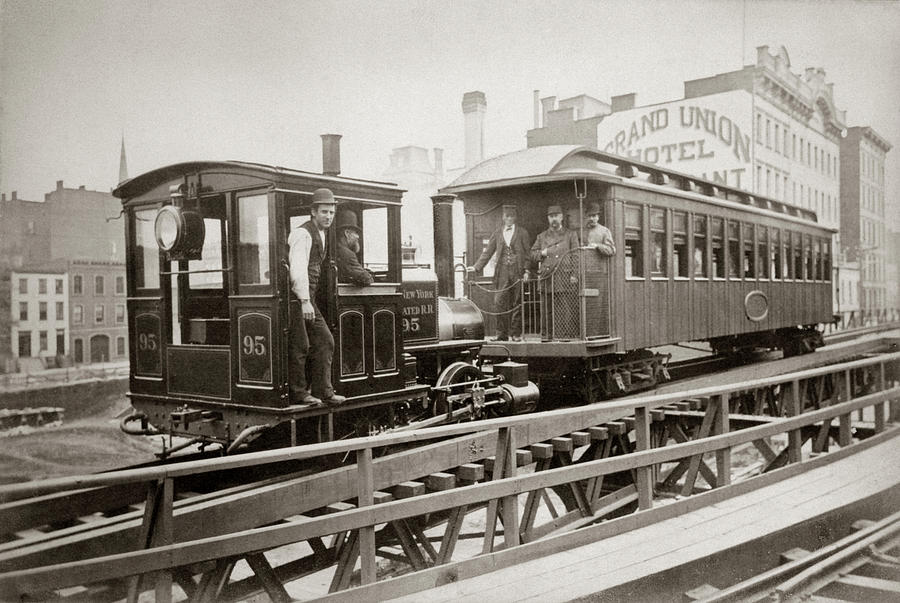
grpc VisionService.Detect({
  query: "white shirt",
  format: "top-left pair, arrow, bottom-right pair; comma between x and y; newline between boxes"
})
503,225 -> 515,246
288,225 -> 326,301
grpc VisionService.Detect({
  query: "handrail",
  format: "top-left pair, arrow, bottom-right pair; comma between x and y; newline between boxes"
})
2,386 -> 897,593
1,347 -> 897,502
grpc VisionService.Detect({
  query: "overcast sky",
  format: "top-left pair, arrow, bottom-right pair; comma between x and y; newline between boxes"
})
2,0 -> 898,226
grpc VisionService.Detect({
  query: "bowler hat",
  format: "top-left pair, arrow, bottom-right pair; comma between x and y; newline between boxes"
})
335,209 -> 361,234
586,202 -> 601,215
311,188 -> 336,206
502,204 -> 518,215
546,204 -> 564,215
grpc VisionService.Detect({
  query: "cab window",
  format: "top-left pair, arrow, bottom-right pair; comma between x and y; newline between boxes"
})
237,194 -> 270,286
133,208 -> 160,290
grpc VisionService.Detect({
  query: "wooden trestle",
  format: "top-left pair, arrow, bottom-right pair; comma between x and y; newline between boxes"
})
0,341 -> 898,602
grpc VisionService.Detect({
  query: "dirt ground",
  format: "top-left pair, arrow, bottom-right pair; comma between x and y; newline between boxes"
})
0,389 -> 160,484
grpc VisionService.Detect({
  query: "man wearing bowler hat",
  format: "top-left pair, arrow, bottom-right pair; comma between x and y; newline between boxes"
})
334,209 -> 374,286
532,205 -> 580,340
467,204 -> 531,341
287,188 -> 346,406
583,202 -> 616,256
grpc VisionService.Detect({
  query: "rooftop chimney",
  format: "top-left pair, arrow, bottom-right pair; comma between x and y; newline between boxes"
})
56,180 -> 63,190
2,193 -> 5,202
533,90 -> 541,128
462,91 -> 486,169
321,134 -> 342,176
433,147 -> 444,180
11,191 -> 16,201
540,96 -> 556,128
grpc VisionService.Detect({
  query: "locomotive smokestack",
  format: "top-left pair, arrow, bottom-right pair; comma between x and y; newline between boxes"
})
431,193 -> 457,297
321,134 -> 342,176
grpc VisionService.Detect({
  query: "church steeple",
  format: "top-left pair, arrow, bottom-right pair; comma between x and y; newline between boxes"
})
118,135 -> 128,183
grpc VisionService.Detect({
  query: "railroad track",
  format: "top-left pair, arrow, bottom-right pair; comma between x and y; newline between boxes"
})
688,511 -> 900,602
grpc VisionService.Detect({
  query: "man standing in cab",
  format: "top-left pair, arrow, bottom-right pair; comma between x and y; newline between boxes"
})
468,204 -> 531,341
288,188 -> 346,406
335,209 -> 374,286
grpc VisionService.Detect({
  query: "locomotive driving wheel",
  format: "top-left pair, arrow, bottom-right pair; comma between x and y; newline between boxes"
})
431,361 -> 484,418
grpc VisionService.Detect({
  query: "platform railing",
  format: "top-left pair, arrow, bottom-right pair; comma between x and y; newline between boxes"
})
1,349 -> 898,601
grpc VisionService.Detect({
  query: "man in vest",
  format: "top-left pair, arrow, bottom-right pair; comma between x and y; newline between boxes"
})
467,204 -> 531,341
288,188 -> 346,406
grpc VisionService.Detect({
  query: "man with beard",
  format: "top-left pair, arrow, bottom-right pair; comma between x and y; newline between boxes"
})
531,205 -> 580,340
334,209 -> 374,286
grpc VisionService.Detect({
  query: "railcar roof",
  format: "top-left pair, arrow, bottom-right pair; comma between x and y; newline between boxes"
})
112,160 -> 402,200
443,145 -> 825,227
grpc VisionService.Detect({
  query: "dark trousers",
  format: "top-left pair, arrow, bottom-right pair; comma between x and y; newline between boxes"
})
494,265 -> 522,338
289,297 -> 334,398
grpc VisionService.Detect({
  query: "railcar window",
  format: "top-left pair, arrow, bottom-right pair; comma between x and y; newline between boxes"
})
783,232 -> 792,279
674,212 -> 688,278
804,235 -> 814,282
362,206 -> 388,277
711,218 -> 724,278
650,209 -> 666,276
624,206 -> 643,278
134,208 -> 160,289
728,222 -> 740,279
823,240 -> 831,281
757,226 -> 769,279
743,223 -> 755,278
188,217 -> 224,289
237,194 -> 270,285
793,232 -> 803,280
693,215 -> 707,277
772,229 -> 781,279
814,240 -> 823,280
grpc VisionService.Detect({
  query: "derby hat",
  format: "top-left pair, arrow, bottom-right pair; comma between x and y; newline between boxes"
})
586,202 -> 602,215
311,188 -> 336,206
546,204 -> 564,215
335,209 -> 361,234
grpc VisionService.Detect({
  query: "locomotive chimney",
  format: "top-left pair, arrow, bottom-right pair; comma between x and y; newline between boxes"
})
431,193 -> 457,297
462,91 -> 486,169
321,134 -> 342,176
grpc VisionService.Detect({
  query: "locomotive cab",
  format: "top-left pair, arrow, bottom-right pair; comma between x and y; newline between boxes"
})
115,157 -> 432,449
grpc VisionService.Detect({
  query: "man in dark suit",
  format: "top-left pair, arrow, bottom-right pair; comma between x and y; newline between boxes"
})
467,205 -> 531,341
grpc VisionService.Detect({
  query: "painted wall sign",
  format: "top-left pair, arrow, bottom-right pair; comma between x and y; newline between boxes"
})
596,90 -> 754,190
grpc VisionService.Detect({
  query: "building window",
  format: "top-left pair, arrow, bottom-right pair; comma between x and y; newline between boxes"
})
624,206 -> 643,278
73,305 -> 83,324
774,124 -> 780,153
95,305 -> 105,324
39,301 -> 47,321
19,278 -> 27,294
39,331 -> 47,352
73,275 -> 83,295
95,275 -> 105,295
756,113 -> 762,143
18,331 -> 32,357
56,301 -> 64,321
74,338 -> 83,363
116,336 -> 126,357
55,278 -> 64,294
765,119 -> 771,148
115,275 -> 125,295
116,304 -> 125,324
19,302 -> 28,321
38,278 -> 47,294
56,329 -> 65,354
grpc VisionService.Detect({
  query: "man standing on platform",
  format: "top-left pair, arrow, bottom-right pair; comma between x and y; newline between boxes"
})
583,202 -> 616,256
288,188 -> 346,406
468,204 -> 531,341
532,205 -> 580,340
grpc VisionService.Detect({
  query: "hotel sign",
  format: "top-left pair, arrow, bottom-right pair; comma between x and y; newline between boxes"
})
596,90 -> 754,190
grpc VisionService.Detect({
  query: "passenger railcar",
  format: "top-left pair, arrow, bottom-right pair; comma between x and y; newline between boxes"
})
442,145 -> 834,402
113,138 -> 525,452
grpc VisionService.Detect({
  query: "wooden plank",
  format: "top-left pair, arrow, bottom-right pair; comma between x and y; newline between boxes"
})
680,402 -> 718,496
356,447 -> 376,586
530,443 -> 554,459
393,482 -> 426,499
515,449 -> 533,467
633,407 -> 653,510
425,473 -> 456,492
551,437 -> 574,453
588,426 -> 609,441
714,395 -> 731,487
456,464 -> 484,483
570,432 -> 591,447
245,553 -> 291,603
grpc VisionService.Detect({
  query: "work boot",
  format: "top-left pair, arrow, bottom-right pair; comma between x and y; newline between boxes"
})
321,394 -> 347,406
292,388 -> 322,405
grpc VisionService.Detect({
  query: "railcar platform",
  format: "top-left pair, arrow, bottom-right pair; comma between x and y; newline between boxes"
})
382,430 -> 900,603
